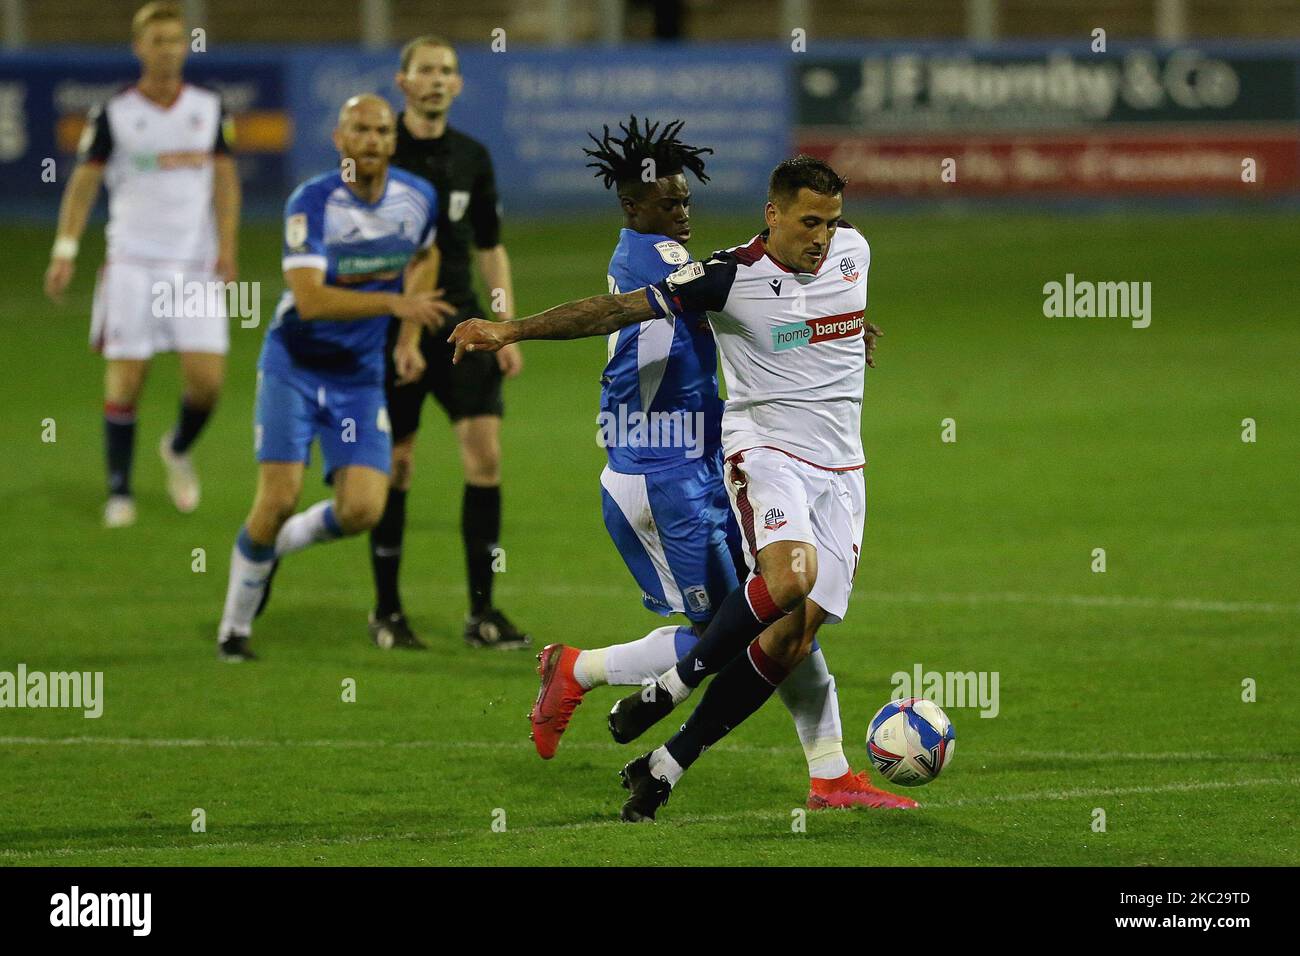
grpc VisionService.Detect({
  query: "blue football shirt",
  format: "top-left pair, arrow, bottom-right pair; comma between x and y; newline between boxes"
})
601,229 -> 724,473
261,167 -> 438,385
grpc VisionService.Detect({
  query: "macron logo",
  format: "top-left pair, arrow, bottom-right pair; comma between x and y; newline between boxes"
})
50,886 -> 152,936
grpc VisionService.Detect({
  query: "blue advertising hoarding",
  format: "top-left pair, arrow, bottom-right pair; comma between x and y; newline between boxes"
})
1,43 -> 792,218
283,44 -> 793,214
0,48 -> 287,214
3,41 -> 1295,218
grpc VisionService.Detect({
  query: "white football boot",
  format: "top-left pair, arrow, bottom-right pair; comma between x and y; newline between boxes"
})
103,495 -> 137,528
159,430 -> 200,513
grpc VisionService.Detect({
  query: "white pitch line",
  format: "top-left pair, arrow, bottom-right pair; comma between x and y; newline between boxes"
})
1,776 -> 1295,862
0,830 -> 428,862
985,750 -> 1300,763
2,736 -> 1296,764
852,589 -> 1300,615
515,776 -> 1300,824
483,584 -> 1300,615
924,775 -> 1300,809
11,582 -> 1299,616
495,584 -> 1300,615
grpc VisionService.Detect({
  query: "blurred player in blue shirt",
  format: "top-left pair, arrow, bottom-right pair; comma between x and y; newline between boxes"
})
216,94 -> 453,661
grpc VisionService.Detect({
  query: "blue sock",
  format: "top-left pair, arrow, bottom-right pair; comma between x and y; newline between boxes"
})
237,527 -> 276,562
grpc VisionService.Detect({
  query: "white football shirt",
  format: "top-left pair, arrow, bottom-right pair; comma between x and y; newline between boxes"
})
79,84 -> 231,266
647,224 -> 872,469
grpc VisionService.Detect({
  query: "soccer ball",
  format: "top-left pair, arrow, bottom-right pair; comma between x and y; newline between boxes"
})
866,697 -> 956,787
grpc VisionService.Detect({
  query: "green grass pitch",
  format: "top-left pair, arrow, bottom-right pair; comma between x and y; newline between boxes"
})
1,209 -> 1297,866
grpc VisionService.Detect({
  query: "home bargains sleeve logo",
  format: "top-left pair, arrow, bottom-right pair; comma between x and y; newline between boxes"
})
771,310 -> 865,351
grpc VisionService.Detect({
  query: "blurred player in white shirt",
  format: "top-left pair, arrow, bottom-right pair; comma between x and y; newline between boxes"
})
451,157 -> 893,820
43,1 -> 240,527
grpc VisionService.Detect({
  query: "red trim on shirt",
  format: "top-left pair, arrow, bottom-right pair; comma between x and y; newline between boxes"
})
731,445 -> 865,473
764,241 -> 830,275
727,452 -> 760,562
731,235 -> 765,266
763,247 -> 794,273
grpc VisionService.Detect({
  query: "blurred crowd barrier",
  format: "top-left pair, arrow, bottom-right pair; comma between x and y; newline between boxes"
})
4,40 -> 1298,217
8,0 -> 1300,46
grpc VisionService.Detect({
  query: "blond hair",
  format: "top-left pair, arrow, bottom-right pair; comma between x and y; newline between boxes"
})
132,1 -> 183,38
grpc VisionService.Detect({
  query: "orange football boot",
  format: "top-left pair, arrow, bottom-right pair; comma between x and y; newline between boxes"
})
808,769 -> 919,810
529,644 -> 586,759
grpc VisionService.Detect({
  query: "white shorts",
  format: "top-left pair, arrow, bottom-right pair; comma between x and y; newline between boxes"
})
724,446 -> 866,624
91,260 -> 229,360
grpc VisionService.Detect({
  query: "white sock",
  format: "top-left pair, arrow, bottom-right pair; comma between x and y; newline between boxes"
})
275,500 -> 342,556
577,625 -> 687,689
218,534 -> 275,639
572,648 -> 607,690
648,745 -> 685,787
777,647 -> 851,780
658,665 -> 693,705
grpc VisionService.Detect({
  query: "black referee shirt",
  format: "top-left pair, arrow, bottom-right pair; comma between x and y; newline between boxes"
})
391,114 -> 502,312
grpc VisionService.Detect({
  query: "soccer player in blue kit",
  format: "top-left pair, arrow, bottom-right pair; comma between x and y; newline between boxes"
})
523,118 -> 914,810
216,95 -> 454,660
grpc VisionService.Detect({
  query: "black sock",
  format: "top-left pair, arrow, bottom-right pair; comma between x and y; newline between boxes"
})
665,640 -> 788,771
462,484 -> 501,616
370,487 -> 408,617
104,402 -> 136,497
674,576 -> 785,689
171,398 -> 213,454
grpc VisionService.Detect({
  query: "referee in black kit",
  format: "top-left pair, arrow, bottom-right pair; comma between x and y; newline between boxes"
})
370,35 -> 529,651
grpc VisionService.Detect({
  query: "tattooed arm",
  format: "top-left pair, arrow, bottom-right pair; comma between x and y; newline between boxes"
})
447,289 -> 657,364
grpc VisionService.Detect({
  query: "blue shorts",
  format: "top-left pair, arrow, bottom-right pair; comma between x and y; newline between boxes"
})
600,451 -> 745,624
254,367 -> 392,484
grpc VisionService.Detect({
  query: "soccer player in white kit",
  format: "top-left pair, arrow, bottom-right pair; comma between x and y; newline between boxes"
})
43,1 -> 241,528
450,156 -> 891,821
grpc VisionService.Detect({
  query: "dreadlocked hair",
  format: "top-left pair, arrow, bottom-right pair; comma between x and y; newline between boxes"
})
584,116 -> 713,196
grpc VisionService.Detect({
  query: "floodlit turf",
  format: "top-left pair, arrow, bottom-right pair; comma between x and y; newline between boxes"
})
1,210 -> 1297,866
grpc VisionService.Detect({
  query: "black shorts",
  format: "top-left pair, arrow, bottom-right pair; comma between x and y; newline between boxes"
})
384,303 -> 505,441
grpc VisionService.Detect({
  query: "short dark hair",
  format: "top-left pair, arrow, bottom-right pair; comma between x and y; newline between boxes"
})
399,35 -> 457,74
767,155 -> 847,205
584,116 -> 712,198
